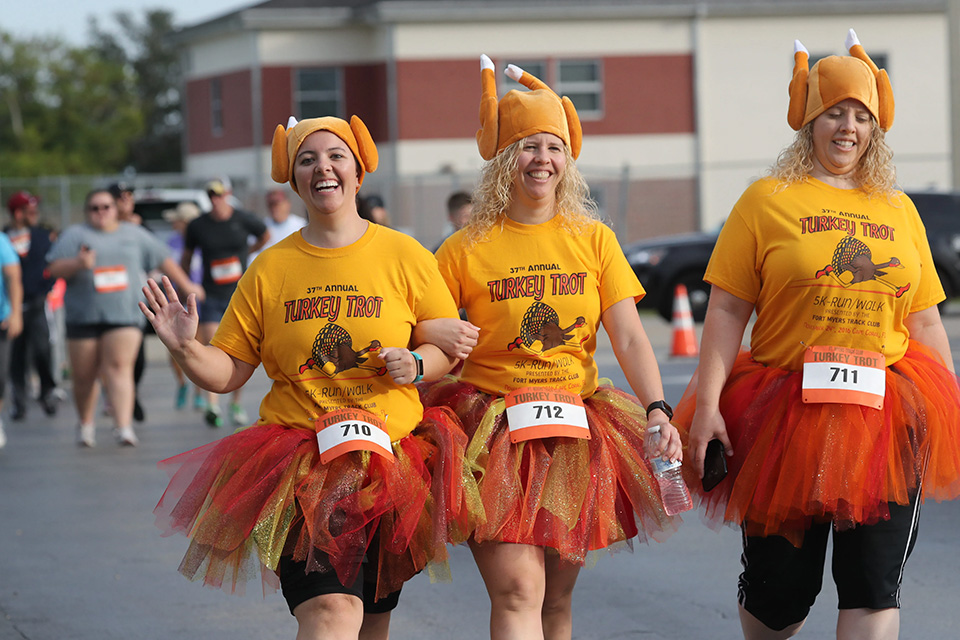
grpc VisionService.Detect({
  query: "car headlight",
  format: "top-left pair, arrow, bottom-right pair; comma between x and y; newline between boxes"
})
628,247 -> 668,266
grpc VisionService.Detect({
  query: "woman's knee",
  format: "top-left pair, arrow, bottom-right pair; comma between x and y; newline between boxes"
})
293,593 -> 363,638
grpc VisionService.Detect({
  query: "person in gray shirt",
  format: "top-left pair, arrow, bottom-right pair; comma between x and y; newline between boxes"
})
46,189 -> 202,448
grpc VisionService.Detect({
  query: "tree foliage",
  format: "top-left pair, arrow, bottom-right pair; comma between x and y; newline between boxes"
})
0,9 -> 182,178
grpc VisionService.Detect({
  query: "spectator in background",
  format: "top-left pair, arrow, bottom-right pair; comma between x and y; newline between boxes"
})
5,191 -> 59,421
0,228 -> 23,449
181,179 -> 269,428
434,191 -> 472,252
248,188 -> 306,263
108,181 -> 148,422
108,182 -> 142,226
358,193 -> 392,227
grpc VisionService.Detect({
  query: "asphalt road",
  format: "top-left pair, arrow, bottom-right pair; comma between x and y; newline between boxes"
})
1,310 -> 959,639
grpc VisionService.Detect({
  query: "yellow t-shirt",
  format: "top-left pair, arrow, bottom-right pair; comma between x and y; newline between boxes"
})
212,224 -> 458,441
706,177 -> 944,370
436,216 -> 644,397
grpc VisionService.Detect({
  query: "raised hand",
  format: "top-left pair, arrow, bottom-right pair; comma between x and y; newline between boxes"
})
139,275 -> 200,353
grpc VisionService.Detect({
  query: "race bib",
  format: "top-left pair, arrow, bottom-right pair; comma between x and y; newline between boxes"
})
93,266 -> 129,293
210,256 -> 242,285
802,345 -> 885,410
9,231 -> 30,257
315,407 -> 394,464
504,387 -> 590,443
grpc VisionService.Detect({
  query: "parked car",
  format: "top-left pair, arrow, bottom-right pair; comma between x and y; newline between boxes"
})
623,230 -> 718,322
906,191 -> 960,309
133,188 -> 213,239
624,190 -> 960,323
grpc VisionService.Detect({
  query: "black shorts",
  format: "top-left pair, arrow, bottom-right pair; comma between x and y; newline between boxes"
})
198,295 -> 231,324
277,528 -> 402,616
738,497 -> 921,631
66,323 -> 140,339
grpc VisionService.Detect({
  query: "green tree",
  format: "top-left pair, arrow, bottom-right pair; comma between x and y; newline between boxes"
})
89,9 -> 183,172
0,29 -> 143,176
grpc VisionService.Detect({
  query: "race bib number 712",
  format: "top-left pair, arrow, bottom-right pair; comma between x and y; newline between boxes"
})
504,387 -> 590,443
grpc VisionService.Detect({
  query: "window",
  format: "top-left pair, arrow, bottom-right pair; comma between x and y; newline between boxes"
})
499,59 -> 603,119
210,78 -> 223,136
295,68 -> 342,119
556,60 -> 602,116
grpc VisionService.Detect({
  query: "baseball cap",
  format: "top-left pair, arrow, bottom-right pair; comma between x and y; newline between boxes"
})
7,191 -> 39,214
107,182 -> 133,199
162,202 -> 202,223
205,179 -> 229,196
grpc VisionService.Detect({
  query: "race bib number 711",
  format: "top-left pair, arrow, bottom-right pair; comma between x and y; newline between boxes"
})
802,345 -> 885,410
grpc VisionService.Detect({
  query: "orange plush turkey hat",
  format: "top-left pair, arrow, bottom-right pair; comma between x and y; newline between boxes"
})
270,115 -> 378,193
788,29 -> 894,131
476,54 -> 582,160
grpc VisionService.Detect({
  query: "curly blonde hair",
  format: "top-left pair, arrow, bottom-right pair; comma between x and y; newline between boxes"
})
464,138 -> 599,247
769,119 -> 898,198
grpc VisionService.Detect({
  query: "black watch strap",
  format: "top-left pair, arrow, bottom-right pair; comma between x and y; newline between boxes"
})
645,400 -> 674,420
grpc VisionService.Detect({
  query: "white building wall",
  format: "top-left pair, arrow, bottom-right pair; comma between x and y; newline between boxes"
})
696,14 -> 951,227
392,19 -> 692,59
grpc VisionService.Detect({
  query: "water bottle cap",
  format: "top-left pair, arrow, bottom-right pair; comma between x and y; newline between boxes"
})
646,425 -> 661,434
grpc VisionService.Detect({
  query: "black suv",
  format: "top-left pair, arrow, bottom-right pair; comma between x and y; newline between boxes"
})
623,230 -> 718,322
623,191 -> 960,322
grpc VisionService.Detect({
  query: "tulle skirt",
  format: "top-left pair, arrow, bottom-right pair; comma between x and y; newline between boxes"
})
154,406 -> 482,601
674,340 -> 960,545
419,378 -> 680,565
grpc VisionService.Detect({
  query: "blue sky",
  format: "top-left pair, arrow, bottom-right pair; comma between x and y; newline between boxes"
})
5,0 -> 250,44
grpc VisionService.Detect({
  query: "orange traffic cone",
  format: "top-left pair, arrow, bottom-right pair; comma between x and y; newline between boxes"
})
670,284 -> 699,357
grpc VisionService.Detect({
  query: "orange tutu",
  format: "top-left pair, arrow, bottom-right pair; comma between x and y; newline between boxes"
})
674,340 -> 960,545
154,406 -> 481,601
419,378 -> 681,564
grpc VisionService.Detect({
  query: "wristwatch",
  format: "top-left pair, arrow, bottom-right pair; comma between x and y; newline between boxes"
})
411,351 -> 424,383
645,400 -> 674,420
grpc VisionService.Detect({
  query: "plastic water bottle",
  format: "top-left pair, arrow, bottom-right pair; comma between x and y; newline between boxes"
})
645,425 -> 693,516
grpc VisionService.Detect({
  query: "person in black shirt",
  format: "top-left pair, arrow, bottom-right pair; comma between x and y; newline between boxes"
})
181,179 -> 269,427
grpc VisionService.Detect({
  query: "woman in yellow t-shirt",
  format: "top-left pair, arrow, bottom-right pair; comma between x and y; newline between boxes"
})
140,116 -> 479,639
679,31 -> 960,639
418,56 -> 685,640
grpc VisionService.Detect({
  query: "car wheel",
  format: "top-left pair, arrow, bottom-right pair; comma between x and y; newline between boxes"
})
658,273 -> 710,323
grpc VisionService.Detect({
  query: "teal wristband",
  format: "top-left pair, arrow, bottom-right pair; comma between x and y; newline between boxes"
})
411,351 -> 424,383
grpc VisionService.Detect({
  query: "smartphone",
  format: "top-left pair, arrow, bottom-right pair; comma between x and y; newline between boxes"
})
702,439 -> 728,492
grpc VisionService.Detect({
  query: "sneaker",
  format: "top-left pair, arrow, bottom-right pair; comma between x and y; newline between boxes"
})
133,397 -> 145,423
205,406 -> 223,428
175,384 -> 189,410
0,421 -> 6,449
115,425 -> 139,446
77,423 -> 96,448
194,393 -> 207,412
40,393 -> 58,417
230,403 -> 248,426
11,403 -> 26,421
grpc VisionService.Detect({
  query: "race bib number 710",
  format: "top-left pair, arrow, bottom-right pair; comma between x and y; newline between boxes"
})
802,345 -> 885,410
315,408 -> 394,464
504,387 -> 590,443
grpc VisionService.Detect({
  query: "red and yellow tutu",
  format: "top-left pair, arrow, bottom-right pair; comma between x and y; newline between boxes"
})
674,340 -> 960,545
154,406 -> 482,601
419,378 -> 681,564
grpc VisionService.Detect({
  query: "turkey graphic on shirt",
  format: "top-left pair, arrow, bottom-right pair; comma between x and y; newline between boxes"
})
507,301 -> 587,355
298,322 -> 387,377
815,236 -> 910,298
